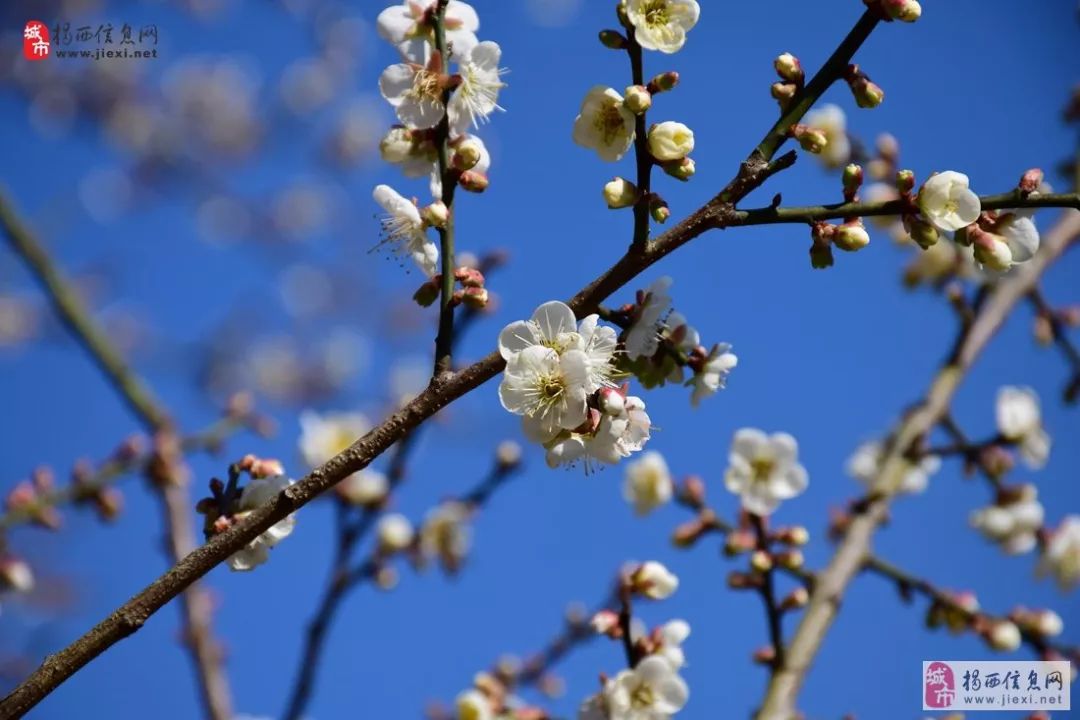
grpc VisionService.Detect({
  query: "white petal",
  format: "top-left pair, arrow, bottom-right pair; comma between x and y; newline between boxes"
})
531,301 -> 577,342
498,320 -> 541,359
376,5 -> 415,44
378,63 -> 416,105
731,428 -> 768,460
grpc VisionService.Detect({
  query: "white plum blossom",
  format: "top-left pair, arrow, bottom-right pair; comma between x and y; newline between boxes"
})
498,300 -> 617,393
376,513 -> 415,553
973,213 -> 1041,272
573,87 -> 637,162
631,560 -> 679,599
298,410 -> 370,468
995,386 -> 1051,469
380,125 -> 439,177
455,688 -> 493,720
420,501 -> 472,567
337,468 -> 389,507
653,619 -> 690,668
377,1 -> 479,63
846,440 -> 940,494
1038,516 -> 1080,591
987,621 -> 1022,652
623,451 -> 674,515
970,485 -> 1045,555
605,655 -> 689,718
500,345 -> 590,443
545,393 -> 652,471
625,277 -> 673,360
447,41 -> 506,133
373,184 -> 440,276
803,104 -> 850,168
917,171 -> 981,232
379,58 -> 447,130
724,429 -> 808,516
647,122 -> 694,162
625,0 -> 701,54
227,474 -> 297,572
689,344 -> 737,407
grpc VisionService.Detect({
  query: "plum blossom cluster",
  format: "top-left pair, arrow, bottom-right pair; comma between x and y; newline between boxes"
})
615,277 -> 738,407
847,438 -> 940,495
498,301 -> 652,470
580,562 -> 690,719
995,385 -> 1051,469
195,455 -> 297,572
574,1 -> 700,225
1038,516 -> 1080,591
970,483 -> 1045,556
373,1 -> 505,275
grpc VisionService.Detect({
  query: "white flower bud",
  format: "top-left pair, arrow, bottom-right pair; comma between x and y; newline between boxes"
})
421,201 -> 449,228
376,513 -> 415,553
624,84 -> 653,114
0,557 -> 34,593
452,140 -> 483,171
590,609 -> 621,635
833,222 -> 870,252
631,560 -> 679,599
599,387 -> 626,416
647,121 -> 695,161
603,177 -> 639,209
882,0 -> 922,22
973,231 -> 1013,272
987,620 -> 1022,652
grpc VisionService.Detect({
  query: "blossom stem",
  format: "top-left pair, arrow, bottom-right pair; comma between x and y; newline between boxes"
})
1028,287 -> 1080,403
756,211 -> 1080,719
0,413 -> 257,532
938,415 -> 1006,493
863,555 -> 1078,660
617,583 -> 641,667
751,514 -> 787,673
432,0 -> 457,377
754,9 -> 881,164
730,191 -> 1080,227
626,32 -> 652,251
0,190 -> 235,720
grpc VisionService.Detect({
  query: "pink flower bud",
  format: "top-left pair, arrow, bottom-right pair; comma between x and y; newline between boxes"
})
774,53 -> 804,84
590,609 -> 622,636
1019,168 -> 1044,195
880,0 -> 922,22
458,171 -> 489,193
647,71 -> 680,94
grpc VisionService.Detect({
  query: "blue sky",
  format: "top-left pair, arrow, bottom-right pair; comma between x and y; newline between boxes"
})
0,1 -> 1077,718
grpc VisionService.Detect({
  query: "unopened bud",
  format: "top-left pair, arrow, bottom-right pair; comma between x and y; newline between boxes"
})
903,215 -> 940,250
661,157 -> 695,182
775,549 -> 805,570
590,609 -> 622,636
986,620 -> 1022,652
1033,610 -> 1064,637
774,53 -> 804,84
791,124 -> 828,154
603,177 -> 638,209
881,0 -> 922,22
681,475 -> 706,508
452,140 -> 482,171
624,85 -> 652,114
672,518 -> 706,547
0,557 -> 34,594
650,198 -> 670,224
375,565 -> 399,591
454,266 -> 485,288
727,570 -> 761,590
750,549 -> 774,573
598,29 -> 628,49
770,81 -> 798,108
598,387 -> 626,416
971,228 -> 1013,272
752,646 -> 777,665
421,201 -> 449,228
93,487 -> 124,522
780,586 -> 810,611
776,526 -> 810,546
647,71 -> 680,94
834,221 -> 870,252
413,277 -> 441,307
496,440 -> 522,471
876,132 -> 900,162
841,162 -> 863,192
458,171 -> 489,193
376,513 -> 415,554
896,169 -> 916,195
810,240 -> 834,269
846,64 -> 884,108
723,529 -> 756,556
1019,168 -> 1044,195
461,286 -> 490,310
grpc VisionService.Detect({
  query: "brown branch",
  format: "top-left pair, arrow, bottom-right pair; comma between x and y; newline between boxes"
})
756,208 -> 1080,720
0,414 -> 255,532
0,191 -> 234,720
0,10 -> 1005,715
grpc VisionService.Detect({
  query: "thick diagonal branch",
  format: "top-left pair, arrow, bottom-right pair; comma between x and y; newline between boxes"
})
755,208 -> 1080,720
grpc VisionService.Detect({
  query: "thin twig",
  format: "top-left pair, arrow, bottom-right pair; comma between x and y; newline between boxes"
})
5,9 -> 1077,715
756,209 -> 1080,720
751,515 -> 786,673
0,190 -> 234,720
432,0 -> 458,377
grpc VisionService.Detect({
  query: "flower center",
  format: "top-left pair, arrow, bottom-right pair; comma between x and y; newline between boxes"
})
630,681 -> 655,709
593,102 -> 627,144
410,69 -> 443,102
943,199 -> 959,215
751,456 -> 776,484
644,0 -> 670,26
